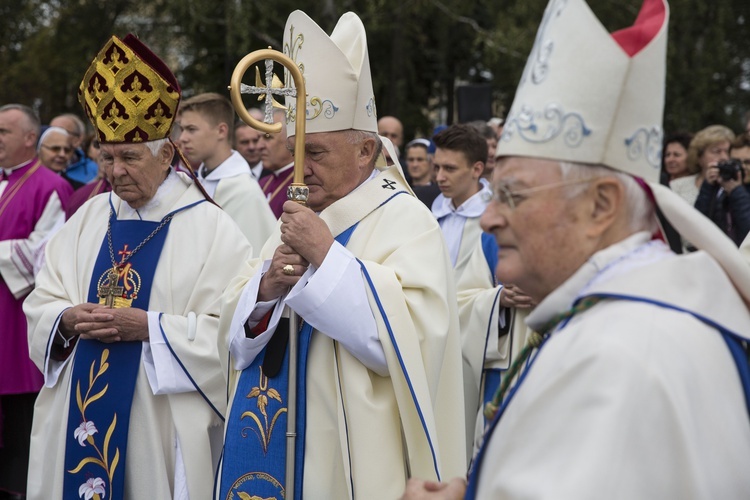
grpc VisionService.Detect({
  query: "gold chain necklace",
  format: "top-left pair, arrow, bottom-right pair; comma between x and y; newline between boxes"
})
98,208 -> 174,308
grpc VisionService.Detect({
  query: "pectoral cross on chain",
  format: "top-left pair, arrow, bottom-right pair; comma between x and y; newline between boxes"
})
240,58 -> 298,125
99,267 -> 124,308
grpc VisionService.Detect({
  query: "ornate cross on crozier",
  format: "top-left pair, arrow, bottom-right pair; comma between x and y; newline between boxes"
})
240,59 -> 298,125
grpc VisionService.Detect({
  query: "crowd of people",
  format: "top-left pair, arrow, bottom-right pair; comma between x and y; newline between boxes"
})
1,0 -> 750,499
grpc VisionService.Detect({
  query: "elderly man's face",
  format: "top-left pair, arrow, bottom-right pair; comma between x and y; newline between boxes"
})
292,131 -> 376,212
0,109 -> 37,168
235,125 -> 262,166
480,157 -> 591,302
39,131 -> 73,172
99,142 -> 171,209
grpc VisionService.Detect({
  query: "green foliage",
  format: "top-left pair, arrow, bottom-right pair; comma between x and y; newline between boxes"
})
1,0 -> 748,136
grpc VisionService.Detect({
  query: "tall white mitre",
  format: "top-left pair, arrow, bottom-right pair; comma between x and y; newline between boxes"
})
499,0 -> 750,303
283,10 -> 377,136
498,0 -> 667,181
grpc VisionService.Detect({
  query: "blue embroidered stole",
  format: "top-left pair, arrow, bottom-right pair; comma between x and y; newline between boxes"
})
62,199 -> 182,500
219,225 -> 358,500
464,294 -> 750,499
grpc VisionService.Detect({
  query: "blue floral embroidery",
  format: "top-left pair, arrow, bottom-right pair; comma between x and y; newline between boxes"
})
625,127 -> 662,168
366,97 -> 376,117
502,104 -> 591,147
520,0 -> 569,86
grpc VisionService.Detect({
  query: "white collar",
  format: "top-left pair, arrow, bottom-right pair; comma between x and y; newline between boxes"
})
197,150 -> 250,181
431,178 -> 492,219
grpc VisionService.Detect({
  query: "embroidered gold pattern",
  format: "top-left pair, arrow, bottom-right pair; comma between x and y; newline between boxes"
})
240,368 -> 287,454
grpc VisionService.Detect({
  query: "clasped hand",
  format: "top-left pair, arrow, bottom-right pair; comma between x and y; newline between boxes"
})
499,284 -> 535,309
59,302 -> 149,343
257,201 -> 333,302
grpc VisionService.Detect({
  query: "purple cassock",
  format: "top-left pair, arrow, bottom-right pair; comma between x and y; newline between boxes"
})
66,177 -> 111,220
0,158 -> 72,396
259,165 -> 294,218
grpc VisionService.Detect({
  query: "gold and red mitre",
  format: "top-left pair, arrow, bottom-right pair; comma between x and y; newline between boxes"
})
78,34 -> 180,144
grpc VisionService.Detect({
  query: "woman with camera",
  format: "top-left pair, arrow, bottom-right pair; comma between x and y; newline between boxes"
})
691,126 -> 750,246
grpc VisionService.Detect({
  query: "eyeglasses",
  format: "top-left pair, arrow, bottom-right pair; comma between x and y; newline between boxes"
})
41,144 -> 73,154
493,177 -> 595,211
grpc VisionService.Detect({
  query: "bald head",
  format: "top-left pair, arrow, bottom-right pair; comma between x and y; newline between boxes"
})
51,113 -> 86,148
378,116 -> 404,149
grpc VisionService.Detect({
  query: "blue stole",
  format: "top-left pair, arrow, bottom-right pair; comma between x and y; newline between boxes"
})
464,293 -> 750,499
62,199 -> 184,500
219,224 -> 358,500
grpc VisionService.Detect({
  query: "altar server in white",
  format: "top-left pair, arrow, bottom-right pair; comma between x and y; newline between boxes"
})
179,92 -> 275,254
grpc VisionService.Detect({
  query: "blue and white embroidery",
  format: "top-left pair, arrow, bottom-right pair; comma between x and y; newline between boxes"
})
520,0 -> 569,86
502,103 -> 591,147
624,126 -> 662,169
366,97 -> 376,118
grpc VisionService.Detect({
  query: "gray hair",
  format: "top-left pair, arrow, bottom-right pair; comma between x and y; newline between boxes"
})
342,130 -> 383,166
0,104 -> 41,136
53,113 -> 86,137
559,161 -> 657,233
144,138 -> 170,157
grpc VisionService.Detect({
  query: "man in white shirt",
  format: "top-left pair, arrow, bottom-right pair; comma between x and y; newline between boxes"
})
178,93 -> 275,254
431,124 -> 492,280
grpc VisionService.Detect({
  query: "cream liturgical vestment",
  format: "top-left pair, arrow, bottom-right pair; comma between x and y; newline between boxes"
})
220,166 -> 467,498
456,240 -> 535,456
24,171 -> 253,499
196,150 -> 276,255
472,233 -> 750,499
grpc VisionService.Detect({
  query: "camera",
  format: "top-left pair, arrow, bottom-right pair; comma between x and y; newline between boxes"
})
717,158 -> 744,182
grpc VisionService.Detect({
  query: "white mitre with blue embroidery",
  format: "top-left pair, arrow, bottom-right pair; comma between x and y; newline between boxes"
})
501,0 -> 750,306
283,10 -> 377,136
498,0 -> 668,182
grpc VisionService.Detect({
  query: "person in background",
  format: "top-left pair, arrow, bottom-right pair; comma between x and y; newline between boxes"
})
50,113 -> 98,187
670,124 -> 734,206
0,103 -> 71,500
234,109 -> 266,179
695,129 -> 750,245
405,138 -> 440,207
37,127 -> 75,180
178,92 -> 275,253
661,131 -> 692,183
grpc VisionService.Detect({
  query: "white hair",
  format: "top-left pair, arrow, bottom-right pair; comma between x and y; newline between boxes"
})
144,138 -> 170,157
559,161 -> 658,233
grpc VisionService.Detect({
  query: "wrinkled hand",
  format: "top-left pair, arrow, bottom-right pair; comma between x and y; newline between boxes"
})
258,244 -> 310,302
280,201 -> 334,268
400,477 -> 467,500
499,284 -> 535,309
60,303 -> 148,343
